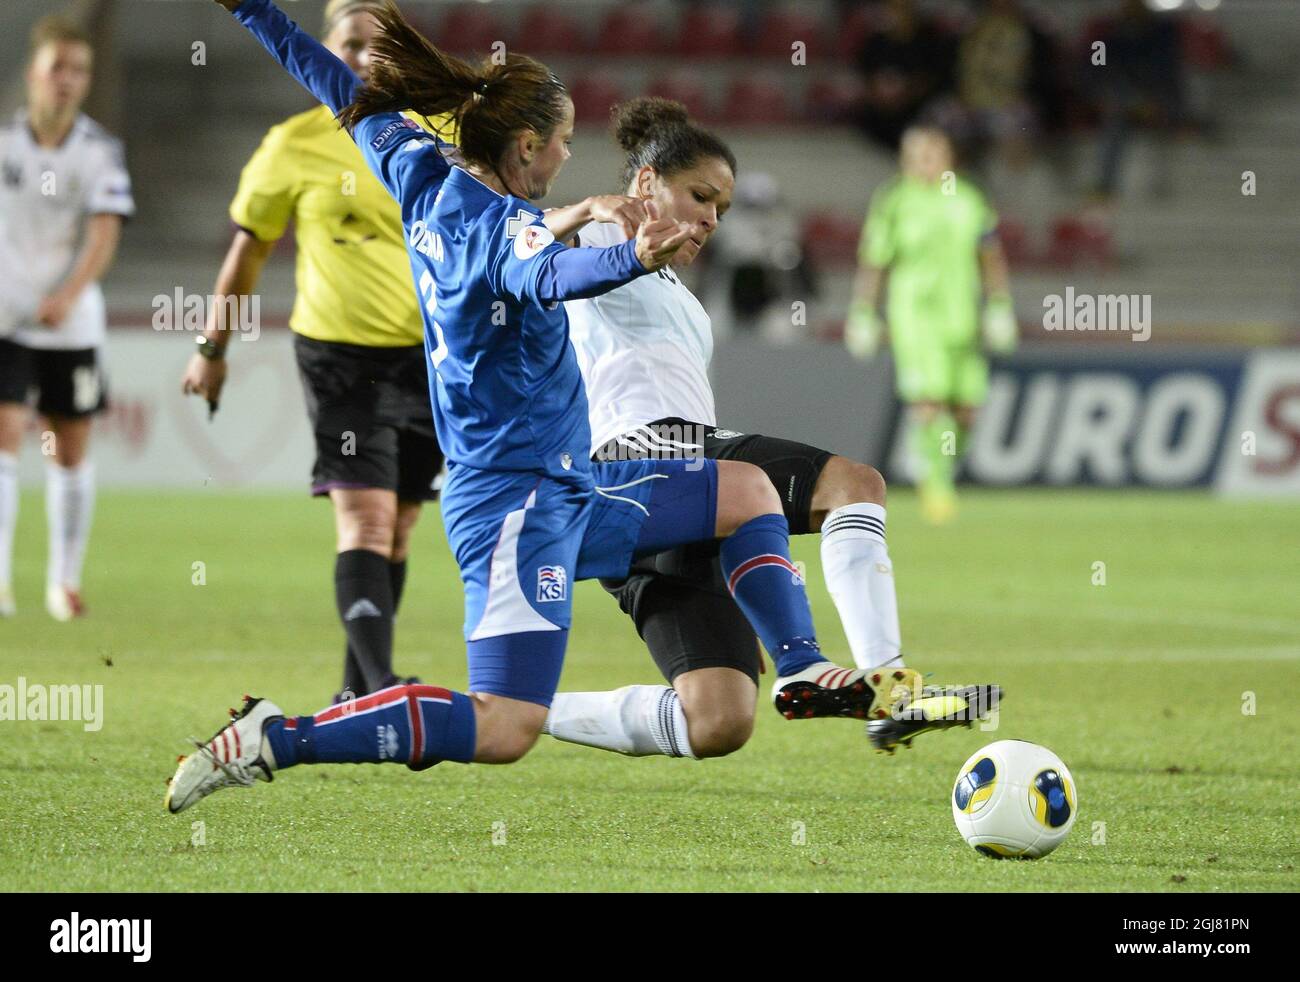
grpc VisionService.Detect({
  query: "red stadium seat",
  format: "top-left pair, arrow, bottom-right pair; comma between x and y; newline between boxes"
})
1182,17 -> 1233,71
597,6 -> 665,57
677,5 -> 741,58
835,5 -> 881,61
516,7 -> 588,56
800,210 -> 861,268
436,5 -> 507,56
995,218 -> 1031,268
647,71 -> 714,123
754,7 -> 825,60
1047,216 -> 1114,269
722,76 -> 792,126
568,73 -> 624,129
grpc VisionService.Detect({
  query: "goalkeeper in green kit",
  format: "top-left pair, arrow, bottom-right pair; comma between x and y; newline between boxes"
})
846,126 -> 1016,524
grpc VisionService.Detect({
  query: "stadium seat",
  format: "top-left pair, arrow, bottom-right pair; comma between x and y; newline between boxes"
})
516,7 -> 588,56
1047,217 -> 1114,268
722,76 -> 792,126
754,7 -> 825,59
597,6 -> 665,57
647,71 -> 714,123
995,218 -> 1031,268
800,210 -> 861,269
1182,17 -> 1234,71
835,5 -> 880,61
676,5 -> 741,58
569,73 -> 624,128
436,5 -> 507,55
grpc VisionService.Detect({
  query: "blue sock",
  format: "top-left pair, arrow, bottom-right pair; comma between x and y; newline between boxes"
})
719,513 -> 822,676
264,683 -> 476,769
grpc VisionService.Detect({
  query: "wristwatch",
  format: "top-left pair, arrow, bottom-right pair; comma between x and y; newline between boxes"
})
195,335 -> 225,361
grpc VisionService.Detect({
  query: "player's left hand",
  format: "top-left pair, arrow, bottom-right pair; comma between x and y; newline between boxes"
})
588,195 -> 649,239
982,296 -> 1018,353
36,289 -> 77,329
844,301 -> 882,359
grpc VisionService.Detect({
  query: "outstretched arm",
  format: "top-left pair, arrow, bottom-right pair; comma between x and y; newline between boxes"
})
213,0 -> 452,202
215,0 -> 358,114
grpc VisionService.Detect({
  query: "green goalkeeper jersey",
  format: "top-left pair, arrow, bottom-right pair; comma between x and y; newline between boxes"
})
861,174 -> 998,346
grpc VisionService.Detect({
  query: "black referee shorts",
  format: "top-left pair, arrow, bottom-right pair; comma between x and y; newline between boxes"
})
293,333 -> 444,503
0,339 -> 108,418
596,418 -> 835,686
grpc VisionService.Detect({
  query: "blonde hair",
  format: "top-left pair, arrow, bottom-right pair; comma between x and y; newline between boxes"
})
29,14 -> 91,61
322,0 -> 387,37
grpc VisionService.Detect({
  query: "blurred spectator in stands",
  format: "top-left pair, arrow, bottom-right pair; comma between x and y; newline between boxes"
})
852,0 -> 954,150
927,0 -> 1065,177
1089,0 -> 1188,199
696,172 -> 814,342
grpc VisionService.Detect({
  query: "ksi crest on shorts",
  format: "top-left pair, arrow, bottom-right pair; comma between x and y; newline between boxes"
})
536,565 -> 567,603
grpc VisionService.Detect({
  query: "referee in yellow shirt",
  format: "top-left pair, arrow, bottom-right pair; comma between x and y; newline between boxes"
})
182,0 -> 444,700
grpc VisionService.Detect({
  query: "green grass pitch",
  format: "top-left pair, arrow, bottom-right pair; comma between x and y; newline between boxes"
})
1,487 -> 1296,892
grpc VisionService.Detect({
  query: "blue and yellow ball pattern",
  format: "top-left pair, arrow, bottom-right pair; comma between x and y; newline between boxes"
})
953,756 -> 998,814
1027,768 -> 1076,829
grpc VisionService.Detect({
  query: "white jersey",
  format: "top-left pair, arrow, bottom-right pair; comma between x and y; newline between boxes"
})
565,220 -> 717,453
0,110 -> 134,349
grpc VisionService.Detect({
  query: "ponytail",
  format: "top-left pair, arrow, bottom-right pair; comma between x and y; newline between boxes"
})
337,1 -> 568,171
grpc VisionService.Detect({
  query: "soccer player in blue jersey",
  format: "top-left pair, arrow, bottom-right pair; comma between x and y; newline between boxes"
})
167,0 -> 922,812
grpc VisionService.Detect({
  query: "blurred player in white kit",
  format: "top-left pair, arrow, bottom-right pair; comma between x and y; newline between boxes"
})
0,15 -> 134,620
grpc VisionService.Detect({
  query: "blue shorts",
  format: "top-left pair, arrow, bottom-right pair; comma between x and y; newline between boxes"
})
439,457 -> 718,706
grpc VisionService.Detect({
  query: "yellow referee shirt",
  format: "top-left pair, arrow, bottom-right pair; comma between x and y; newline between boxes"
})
230,105 -> 452,348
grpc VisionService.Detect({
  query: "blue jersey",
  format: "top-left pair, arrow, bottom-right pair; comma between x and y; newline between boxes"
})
235,0 -> 649,485
423,169 -> 588,483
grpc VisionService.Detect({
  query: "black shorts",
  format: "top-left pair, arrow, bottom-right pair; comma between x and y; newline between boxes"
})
596,418 -> 835,685
293,333 -> 444,502
0,339 -> 107,418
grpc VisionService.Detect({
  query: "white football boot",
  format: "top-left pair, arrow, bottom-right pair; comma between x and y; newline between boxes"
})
45,584 -> 85,621
772,661 -> 922,721
165,696 -> 283,814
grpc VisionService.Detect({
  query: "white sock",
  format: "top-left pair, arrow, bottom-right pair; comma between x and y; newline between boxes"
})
820,502 -> 904,670
543,685 -> 696,758
0,451 -> 17,587
46,461 -> 95,590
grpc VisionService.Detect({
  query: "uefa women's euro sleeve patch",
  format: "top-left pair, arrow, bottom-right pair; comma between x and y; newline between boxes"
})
489,207 -> 565,306
513,222 -> 556,261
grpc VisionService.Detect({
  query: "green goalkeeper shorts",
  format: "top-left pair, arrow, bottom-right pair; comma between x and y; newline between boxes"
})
891,340 -> 989,406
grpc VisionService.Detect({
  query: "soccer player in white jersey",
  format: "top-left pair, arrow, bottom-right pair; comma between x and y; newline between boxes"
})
0,16 -> 134,620
543,99 -> 999,756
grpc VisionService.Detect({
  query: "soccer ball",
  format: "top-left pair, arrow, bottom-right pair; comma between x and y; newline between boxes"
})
951,740 -> 1078,859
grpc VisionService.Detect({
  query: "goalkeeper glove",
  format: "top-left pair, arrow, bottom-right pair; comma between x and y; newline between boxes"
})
982,295 -> 1018,353
845,301 -> 882,359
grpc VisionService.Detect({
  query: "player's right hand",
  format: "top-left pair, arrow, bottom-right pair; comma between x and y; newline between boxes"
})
844,302 -> 882,359
588,195 -> 649,240
634,201 -> 698,272
181,353 -> 227,404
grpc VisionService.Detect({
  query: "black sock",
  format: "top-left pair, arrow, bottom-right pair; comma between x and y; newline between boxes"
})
334,549 -> 395,695
341,645 -> 365,699
388,559 -> 408,613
